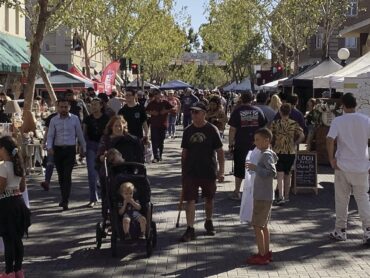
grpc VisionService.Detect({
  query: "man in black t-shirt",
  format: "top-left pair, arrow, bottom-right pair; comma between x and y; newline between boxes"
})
118,90 -> 148,139
83,98 -> 110,207
228,91 -> 266,201
180,102 -> 225,242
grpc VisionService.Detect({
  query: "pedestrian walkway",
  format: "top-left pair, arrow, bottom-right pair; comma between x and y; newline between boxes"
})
4,135 -> 370,277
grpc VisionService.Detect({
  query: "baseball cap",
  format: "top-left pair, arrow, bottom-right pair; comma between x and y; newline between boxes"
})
190,102 -> 207,112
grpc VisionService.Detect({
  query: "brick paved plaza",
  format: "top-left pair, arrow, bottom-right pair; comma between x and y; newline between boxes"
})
4,136 -> 370,278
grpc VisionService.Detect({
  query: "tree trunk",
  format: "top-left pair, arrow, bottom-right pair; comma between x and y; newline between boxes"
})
23,0 -> 49,113
38,63 -> 57,105
83,40 -> 91,79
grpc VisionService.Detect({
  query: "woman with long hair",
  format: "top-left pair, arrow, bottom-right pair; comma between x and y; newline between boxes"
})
0,136 -> 30,278
206,95 -> 228,137
269,94 -> 282,113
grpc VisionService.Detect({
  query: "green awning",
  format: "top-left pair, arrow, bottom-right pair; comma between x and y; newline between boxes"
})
0,32 -> 57,73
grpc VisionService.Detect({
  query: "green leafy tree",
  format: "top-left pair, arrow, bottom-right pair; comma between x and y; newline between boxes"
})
200,0 -> 265,85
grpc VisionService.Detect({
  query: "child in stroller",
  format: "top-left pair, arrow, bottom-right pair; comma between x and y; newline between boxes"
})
118,182 -> 146,240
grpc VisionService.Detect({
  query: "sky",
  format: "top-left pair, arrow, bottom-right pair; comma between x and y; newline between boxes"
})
174,0 -> 209,32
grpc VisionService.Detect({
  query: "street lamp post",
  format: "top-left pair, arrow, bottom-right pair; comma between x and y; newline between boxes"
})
337,48 -> 350,67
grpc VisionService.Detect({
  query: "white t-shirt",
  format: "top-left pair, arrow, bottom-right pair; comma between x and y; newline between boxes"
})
0,161 -> 22,190
327,112 -> 370,173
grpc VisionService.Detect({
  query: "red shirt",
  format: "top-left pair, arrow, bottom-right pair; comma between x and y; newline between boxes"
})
146,100 -> 173,128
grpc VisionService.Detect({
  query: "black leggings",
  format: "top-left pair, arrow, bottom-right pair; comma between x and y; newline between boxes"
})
3,234 -> 24,273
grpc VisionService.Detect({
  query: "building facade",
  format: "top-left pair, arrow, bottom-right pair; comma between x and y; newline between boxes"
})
39,26 -> 108,75
300,0 -> 370,65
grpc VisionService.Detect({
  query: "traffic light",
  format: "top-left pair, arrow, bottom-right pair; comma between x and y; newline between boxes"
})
277,65 -> 283,72
131,63 -> 139,74
119,58 -> 127,71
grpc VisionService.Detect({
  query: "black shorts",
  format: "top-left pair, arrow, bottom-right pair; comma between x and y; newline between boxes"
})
276,154 -> 296,174
182,178 -> 216,201
233,148 -> 250,179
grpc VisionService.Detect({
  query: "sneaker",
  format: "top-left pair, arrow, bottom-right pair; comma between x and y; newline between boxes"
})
40,181 -> 49,191
152,158 -> 159,163
204,219 -> 216,236
274,197 -> 285,206
250,251 -> 272,261
363,228 -> 370,245
180,226 -> 196,242
329,229 -> 347,241
124,233 -> 131,240
229,192 -> 241,201
15,270 -> 24,278
246,254 -> 270,265
139,232 -> 146,240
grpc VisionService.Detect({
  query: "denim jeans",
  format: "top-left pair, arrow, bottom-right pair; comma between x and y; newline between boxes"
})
183,113 -> 192,129
167,114 -> 177,136
86,140 -> 99,202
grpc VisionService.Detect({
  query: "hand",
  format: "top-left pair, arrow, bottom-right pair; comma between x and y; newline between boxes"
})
217,171 -> 225,182
330,158 -> 340,170
47,148 -> 54,156
245,162 -> 256,171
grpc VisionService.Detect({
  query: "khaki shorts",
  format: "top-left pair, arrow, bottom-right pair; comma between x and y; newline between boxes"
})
251,200 -> 272,228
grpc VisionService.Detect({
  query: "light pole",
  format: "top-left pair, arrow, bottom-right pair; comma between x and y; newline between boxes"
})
337,48 -> 350,67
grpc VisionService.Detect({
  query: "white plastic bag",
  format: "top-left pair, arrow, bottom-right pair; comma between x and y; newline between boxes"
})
240,147 -> 261,224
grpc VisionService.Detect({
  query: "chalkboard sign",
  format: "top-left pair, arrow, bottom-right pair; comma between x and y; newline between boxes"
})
293,151 -> 318,195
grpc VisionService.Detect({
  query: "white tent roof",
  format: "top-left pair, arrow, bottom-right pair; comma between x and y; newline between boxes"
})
234,78 -> 251,91
261,77 -> 288,91
313,51 -> 370,89
331,65 -> 370,91
296,58 -> 342,80
222,81 -> 237,91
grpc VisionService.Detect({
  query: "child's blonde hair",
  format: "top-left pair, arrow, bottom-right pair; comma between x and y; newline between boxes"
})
119,182 -> 135,196
106,148 -> 122,164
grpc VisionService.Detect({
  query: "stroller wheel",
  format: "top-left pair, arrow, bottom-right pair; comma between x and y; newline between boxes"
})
151,221 -> 157,248
96,222 -> 103,249
146,240 -> 153,258
111,231 -> 117,257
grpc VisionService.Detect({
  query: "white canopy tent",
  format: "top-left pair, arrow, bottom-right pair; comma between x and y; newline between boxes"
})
261,77 -> 288,91
222,81 -> 237,91
313,51 -> 370,89
233,78 -> 252,91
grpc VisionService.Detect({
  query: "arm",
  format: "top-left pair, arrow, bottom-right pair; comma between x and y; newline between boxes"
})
254,157 -> 276,178
143,121 -> 149,137
216,147 -> 225,182
75,118 -> 87,153
0,176 -> 6,194
228,126 -> 236,149
46,119 -> 56,152
118,199 -> 128,215
326,137 -> 338,169
181,149 -> 188,172
128,198 -> 142,211
19,176 -> 26,192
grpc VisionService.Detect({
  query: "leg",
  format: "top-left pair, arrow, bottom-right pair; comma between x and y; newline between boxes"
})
86,146 -> 99,202
122,217 -> 130,234
185,200 -> 196,228
13,236 -> 24,272
276,172 -> 284,199
138,216 -> 147,233
334,170 -> 352,230
349,172 -> 370,229
158,127 -> 166,160
262,225 -> 270,254
253,225 -> 266,256
205,197 -> 214,221
61,147 -> 76,204
53,148 -> 66,203
150,127 -> 160,161
283,174 -> 291,199
2,234 -> 15,273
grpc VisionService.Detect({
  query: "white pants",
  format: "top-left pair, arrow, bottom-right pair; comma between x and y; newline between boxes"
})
334,170 -> 370,230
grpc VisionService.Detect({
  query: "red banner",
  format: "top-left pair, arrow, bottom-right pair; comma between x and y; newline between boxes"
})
101,61 -> 120,95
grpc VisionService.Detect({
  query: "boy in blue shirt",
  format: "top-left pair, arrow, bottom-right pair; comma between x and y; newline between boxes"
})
245,128 -> 277,265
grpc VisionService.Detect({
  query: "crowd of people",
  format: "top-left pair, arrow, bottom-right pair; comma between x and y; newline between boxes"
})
0,85 -> 370,276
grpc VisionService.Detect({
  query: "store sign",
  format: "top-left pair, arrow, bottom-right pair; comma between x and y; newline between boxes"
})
21,63 -> 30,84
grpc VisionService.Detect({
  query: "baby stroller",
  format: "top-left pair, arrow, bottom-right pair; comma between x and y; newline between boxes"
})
95,158 -> 157,257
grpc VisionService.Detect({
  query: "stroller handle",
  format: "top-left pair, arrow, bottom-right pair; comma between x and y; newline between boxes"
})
104,157 -> 108,177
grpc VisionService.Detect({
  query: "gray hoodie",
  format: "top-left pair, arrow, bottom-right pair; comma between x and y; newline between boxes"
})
253,149 -> 278,201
